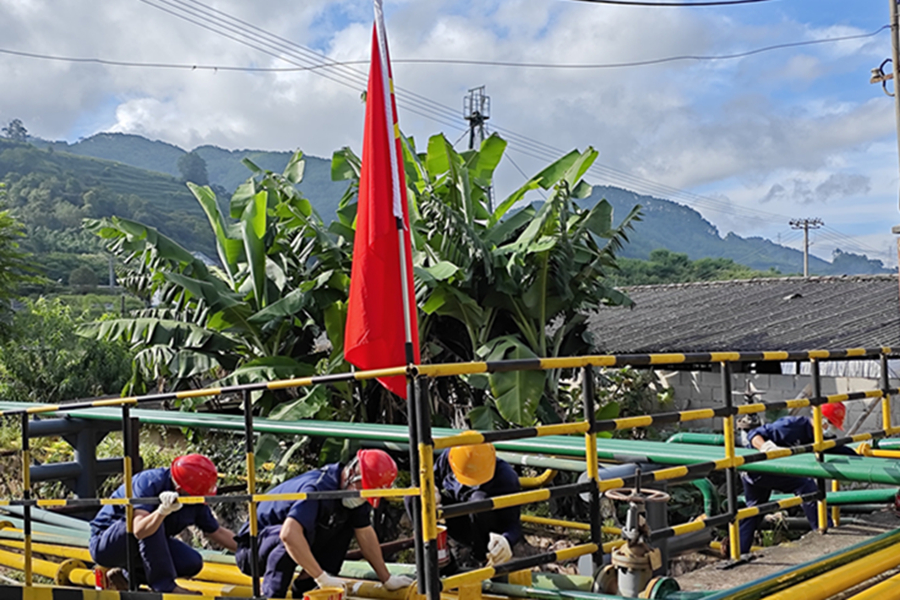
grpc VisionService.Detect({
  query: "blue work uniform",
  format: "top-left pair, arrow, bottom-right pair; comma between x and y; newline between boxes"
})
89,468 -> 220,592
235,463 -> 372,599
434,450 -> 522,561
739,416 -> 855,553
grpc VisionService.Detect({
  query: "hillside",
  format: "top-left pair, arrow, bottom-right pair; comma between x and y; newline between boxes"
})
26,133 -> 889,277
590,186 -> 890,276
42,133 -> 346,215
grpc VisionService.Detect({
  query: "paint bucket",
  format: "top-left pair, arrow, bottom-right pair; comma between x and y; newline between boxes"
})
437,525 -> 450,567
304,587 -> 344,600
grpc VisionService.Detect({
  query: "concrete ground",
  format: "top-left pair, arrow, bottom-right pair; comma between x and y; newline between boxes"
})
675,509 -> 900,597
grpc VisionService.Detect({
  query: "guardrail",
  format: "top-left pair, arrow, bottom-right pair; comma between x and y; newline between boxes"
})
2,346 -> 896,600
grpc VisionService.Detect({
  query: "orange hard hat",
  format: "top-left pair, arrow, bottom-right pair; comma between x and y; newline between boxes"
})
171,454 -> 218,496
448,439 -> 496,487
821,402 -> 846,430
357,449 -> 398,507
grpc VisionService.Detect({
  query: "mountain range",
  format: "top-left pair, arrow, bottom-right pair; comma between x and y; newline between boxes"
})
14,132 -> 891,276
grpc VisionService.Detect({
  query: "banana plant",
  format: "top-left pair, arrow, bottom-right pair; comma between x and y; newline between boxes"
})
83,152 -> 352,415
335,133 -> 641,427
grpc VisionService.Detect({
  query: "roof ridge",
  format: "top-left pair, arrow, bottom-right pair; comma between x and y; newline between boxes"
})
620,273 -> 897,291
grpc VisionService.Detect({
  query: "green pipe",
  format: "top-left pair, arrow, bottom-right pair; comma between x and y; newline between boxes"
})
485,582 -> 628,600
689,479 -> 719,515
361,439 -> 589,472
700,526 -> 900,600
0,514 -> 91,540
0,528 -> 90,548
762,488 -> 898,505
11,404 -> 900,487
0,505 -> 91,532
666,433 -> 725,446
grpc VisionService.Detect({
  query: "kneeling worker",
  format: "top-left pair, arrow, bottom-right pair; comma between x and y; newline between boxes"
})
90,454 -> 237,593
739,402 -> 855,554
433,439 -> 522,568
235,449 -> 414,599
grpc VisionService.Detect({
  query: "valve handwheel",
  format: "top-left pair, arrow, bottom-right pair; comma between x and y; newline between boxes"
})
604,487 -> 670,503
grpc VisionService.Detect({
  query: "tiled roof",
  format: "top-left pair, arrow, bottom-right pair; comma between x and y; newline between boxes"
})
585,275 -> 900,353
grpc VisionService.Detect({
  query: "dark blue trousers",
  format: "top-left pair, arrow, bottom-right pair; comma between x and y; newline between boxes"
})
236,523 -> 356,599
739,472 -> 825,554
89,519 -> 203,592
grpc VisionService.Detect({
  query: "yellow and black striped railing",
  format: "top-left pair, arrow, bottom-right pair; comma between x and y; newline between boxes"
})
0,487 -> 420,509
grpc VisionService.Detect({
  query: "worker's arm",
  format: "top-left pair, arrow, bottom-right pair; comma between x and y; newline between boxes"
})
132,508 -> 165,540
750,435 -> 766,450
279,517 -> 325,579
207,526 -> 238,552
355,525 -> 391,583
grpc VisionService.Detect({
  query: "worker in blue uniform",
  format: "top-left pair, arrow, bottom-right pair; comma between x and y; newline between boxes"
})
89,454 -> 237,593
739,402 -> 854,553
235,449 -> 414,599
431,438 -> 522,568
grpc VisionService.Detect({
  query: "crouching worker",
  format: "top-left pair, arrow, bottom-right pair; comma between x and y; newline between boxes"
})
739,402 -> 855,554
235,449 -> 415,599
89,454 -> 237,593
409,439 -> 522,571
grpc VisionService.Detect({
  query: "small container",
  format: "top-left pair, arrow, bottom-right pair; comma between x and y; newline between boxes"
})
436,525 -> 450,567
304,587 -> 345,600
94,566 -> 108,590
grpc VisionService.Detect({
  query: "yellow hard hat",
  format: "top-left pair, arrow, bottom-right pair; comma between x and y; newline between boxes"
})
448,439 -> 496,487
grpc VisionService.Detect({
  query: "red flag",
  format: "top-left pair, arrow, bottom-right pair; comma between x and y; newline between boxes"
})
344,21 -> 420,399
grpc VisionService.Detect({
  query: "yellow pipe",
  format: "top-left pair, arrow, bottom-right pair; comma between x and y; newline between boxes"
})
762,541 -> 900,600
442,543 -> 599,590
520,514 -> 621,535
518,470 -> 557,489
883,389 -> 893,434
844,570 -> 900,600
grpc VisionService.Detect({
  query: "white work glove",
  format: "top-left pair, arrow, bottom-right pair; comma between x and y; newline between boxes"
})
759,440 -> 782,453
383,575 -> 415,591
314,572 -> 346,590
157,491 -> 182,516
487,532 -> 513,565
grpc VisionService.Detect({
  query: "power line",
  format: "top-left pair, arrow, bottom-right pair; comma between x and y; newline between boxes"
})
1,27 -> 886,73
126,0 -> 885,262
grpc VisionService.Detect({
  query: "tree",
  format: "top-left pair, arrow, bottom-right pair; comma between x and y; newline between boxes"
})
177,152 -> 209,186
83,152 -> 352,416
2,119 -> 28,142
0,299 -> 133,403
69,265 -> 99,287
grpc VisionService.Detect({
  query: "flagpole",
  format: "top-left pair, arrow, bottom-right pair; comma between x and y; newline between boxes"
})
373,3 -> 436,599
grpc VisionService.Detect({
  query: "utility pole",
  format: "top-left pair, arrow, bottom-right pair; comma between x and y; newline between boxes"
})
463,86 -> 490,151
789,218 -> 823,277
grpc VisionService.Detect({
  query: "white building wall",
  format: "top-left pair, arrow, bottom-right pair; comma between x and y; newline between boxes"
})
654,369 -> 900,433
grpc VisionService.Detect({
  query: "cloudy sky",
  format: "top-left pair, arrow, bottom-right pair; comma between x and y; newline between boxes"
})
1,0 -> 897,266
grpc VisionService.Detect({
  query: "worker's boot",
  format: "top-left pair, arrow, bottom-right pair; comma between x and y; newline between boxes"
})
105,568 -> 129,591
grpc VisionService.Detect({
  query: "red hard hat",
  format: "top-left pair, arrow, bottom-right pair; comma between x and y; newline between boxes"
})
821,402 -> 846,430
171,454 -> 218,496
357,449 -> 397,508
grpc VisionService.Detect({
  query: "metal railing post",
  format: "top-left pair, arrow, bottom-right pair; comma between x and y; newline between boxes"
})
121,404 -> 138,591
21,413 -> 32,586
243,390 -> 261,598
407,375 -> 425,595
881,352 -> 892,435
811,359 -> 828,533
582,366 -> 602,570
722,362 -> 740,560
415,377 -> 441,600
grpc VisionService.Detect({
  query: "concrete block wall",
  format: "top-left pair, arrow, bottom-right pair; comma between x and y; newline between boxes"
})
654,369 -> 900,433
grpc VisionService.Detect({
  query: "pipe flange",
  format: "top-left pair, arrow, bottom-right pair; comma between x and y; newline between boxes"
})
611,545 -> 653,570
0,520 -> 13,531
593,564 -> 618,595
56,558 -> 87,586
640,576 -> 681,599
